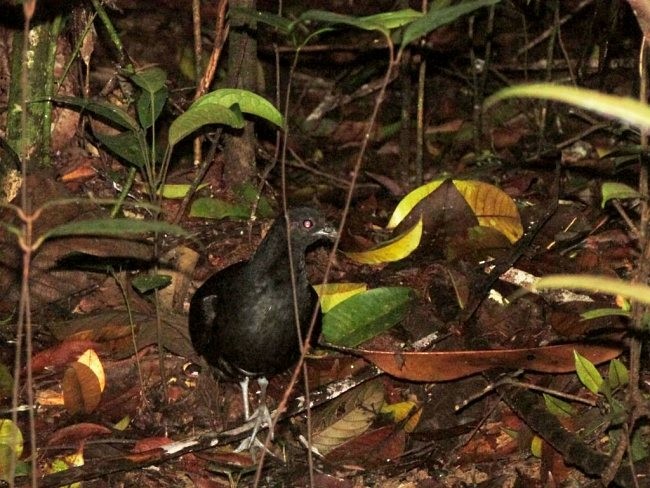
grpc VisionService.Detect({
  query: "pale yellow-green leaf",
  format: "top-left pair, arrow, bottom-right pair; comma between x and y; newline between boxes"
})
158,183 -> 208,199
601,182 -> 641,208
534,274 -> 650,305
0,419 -> 23,459
312,282 -> 368,313
345,218 -> 422,264
485,83 -> 650,130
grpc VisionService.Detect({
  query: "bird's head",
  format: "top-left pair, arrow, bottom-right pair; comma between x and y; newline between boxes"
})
285,206 -> 338,247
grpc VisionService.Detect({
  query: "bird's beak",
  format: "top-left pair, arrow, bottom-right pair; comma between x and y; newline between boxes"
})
317,224 -> 339,241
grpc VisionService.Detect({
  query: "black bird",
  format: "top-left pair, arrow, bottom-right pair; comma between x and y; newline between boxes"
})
189,207 -> 337,439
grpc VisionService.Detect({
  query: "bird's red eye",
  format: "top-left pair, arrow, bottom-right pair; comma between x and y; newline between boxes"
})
303,219 -> 314,229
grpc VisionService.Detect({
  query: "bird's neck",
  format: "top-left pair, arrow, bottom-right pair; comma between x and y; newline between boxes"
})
250,222 -> 307,273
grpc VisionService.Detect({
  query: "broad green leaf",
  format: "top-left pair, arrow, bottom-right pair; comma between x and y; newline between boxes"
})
322,287 -> 414,347
189,197 -> 250,220
534,275 -> 650,305
360,9 -> 423,30
580,308 -> 631,320
313,282 -> 368,313
168,103 -> 245,147
0,419 -> 22,459
402,0 -> 500,46
52,96 -> 140,132
132,274 -> 172,293
345,218 -> 422,264
234,182 -> 276,217
601,182 -> 641,208
231,7 -> 293,34
130,67 -> 167,94
608,358 -> 629,389
387,179 -> 522,243
574,350 -> 603,394
299,9 -> 389,34
158,183 -> 208,199
137,86 -> 168,129
543,393 -> 576,417
485,83 -> 650,130
94,130 -> 147,168
191,88 -> 284,128
41,218 -> 189,241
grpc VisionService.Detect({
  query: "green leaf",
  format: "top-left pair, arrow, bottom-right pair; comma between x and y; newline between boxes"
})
230,7 -> 293,34
543,393 -> 576,417
573,350 -> 603,394
168,103 -> 245,147
299,9 -> 389,34
191,88 -> 284,128
322,287 -> 414,347
485,83 -> 650,131
0,420 -> 23,475
158,183 -> 208,199
41,218 -> 189,241
132,274 -> 172,293
601,182 -> 641,208
130,67 -> 167,94
52,96 -> 140,132
94,130 -> 147,168
360,9 -> 423,30
189,197 -> 251,220
580,308 -> 631,320
137,86 -> 168,130
402,0 -> 500,46
534,275 -> 650,305
234,182 -> 276,218
608,358 -> 629,389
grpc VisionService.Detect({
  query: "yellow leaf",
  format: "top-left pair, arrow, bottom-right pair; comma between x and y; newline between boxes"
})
387,179 -> 523,243
77,349 -> 105,393
313,283 -> 368,313
380,401 -> 421,433
345,218 -> 422,264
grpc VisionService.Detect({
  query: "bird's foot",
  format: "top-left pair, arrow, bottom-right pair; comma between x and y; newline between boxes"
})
234,402 -> 274,452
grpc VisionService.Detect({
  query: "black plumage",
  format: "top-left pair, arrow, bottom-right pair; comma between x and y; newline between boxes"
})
189,207 -> 337,424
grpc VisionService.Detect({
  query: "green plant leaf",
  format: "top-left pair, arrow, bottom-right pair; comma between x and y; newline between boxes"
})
601,182 -> 641,208
191,88 -> 284,128
52,96 -> 140,132
360,9 -> 423,30
41,218 -> 188,241
543,393 -> 576,418
299,9 -> 389,34
137,86 -> 168,130
402,0 -> 500,46
168,103 -> 245,147
189,197 -> 251,219
485,83 -> 650,130
608,358 -> 629,390
130,67 -> 167,93
132,274 -> 172,293
230,7 -> 293,34
580,308 -> 631,320
322,287 -> 414,347
574,350 -> 603,394
534,275 -> 650,305
94,130 -> 147,168
158,183 -> 209,199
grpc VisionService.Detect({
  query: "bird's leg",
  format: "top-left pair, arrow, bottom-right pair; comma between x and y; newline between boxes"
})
239,376 -> 251,420
235,376 -> 274,452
